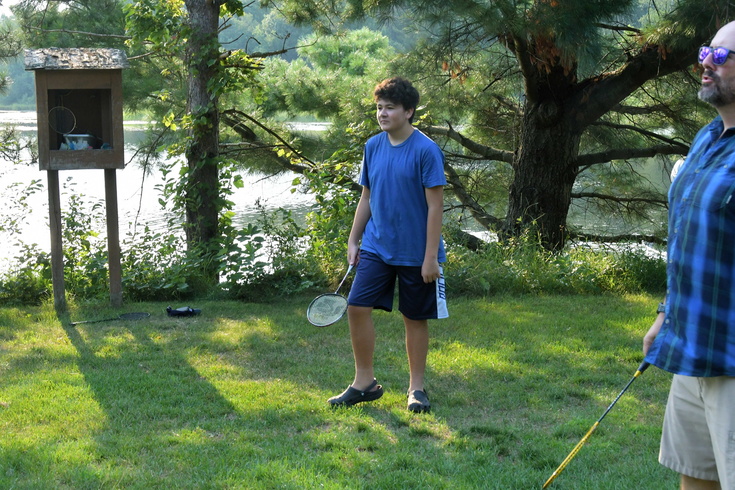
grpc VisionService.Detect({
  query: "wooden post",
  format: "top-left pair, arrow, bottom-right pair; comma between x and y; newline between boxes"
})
105,169 -> 123,307
47,170 -> 67,312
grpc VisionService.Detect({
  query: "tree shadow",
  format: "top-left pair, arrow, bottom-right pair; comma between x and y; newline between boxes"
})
54,310 -> 331,488
196,294 -> 673,488
0,296 -> 673,488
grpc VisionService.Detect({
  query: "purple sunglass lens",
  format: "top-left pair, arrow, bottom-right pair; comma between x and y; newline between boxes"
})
698,46 -> 709,62
699,46 -> 731,65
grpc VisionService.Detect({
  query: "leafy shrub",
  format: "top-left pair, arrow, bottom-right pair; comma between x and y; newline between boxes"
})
296,123 -> 364,285
0,147 -> 666,305
221,206 -> 323,300
120,227 -> 195,301
444,231 -> 667,297
0,244 -> 51,305
60,194 -> 111,300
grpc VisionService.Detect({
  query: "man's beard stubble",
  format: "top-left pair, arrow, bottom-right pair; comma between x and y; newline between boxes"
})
699,70 -> 735,107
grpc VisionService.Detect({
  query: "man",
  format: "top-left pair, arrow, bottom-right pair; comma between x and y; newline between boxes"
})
643,21 -> 735,490
328,77 -> 448,413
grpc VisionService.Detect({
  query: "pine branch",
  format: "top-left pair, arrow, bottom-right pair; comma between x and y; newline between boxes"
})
575,144 -> 687,167
424,124 -> 514,163
591,121 -> 689,147
593,22 -> 641,34
571,191 -> 667,207
25,25 -> 130,39
610,103 -> 673,116
443,161 -> 504,230
220,110 -> 361,193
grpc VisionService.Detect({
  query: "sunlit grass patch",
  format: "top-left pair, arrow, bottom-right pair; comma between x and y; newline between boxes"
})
0,295 -> 675,489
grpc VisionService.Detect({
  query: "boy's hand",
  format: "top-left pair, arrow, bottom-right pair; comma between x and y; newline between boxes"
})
421,259 -> 441,284
347,242 -> 360,266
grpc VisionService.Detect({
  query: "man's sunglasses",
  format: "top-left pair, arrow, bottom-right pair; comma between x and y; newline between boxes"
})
699,46 -> 733,66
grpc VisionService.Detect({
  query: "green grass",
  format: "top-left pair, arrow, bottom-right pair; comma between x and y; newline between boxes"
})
0,294 -> 677,489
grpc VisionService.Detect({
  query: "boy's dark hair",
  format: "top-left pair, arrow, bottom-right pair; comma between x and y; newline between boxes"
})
373,77 -> 420,123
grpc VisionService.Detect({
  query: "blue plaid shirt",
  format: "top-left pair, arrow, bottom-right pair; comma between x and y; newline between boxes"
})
645,116 -> 735,376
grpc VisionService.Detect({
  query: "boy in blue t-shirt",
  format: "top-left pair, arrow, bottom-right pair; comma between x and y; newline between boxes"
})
328,77 -> 448,413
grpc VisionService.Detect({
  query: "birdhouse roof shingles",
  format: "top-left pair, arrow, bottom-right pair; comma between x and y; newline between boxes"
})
24,48 -> 129,71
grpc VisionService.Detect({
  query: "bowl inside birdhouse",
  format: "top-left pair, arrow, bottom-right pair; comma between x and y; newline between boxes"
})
62,134 -> 97,150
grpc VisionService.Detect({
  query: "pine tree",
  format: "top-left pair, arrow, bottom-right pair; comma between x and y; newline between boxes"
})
267,0 -> 729,249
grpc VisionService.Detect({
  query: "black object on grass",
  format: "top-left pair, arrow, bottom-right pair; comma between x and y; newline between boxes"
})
69,312 -> 150,327
166,306 -> 202,317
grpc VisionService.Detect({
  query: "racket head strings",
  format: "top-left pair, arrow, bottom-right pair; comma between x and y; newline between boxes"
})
307,293 -> 348,327
48,106 -> 77,134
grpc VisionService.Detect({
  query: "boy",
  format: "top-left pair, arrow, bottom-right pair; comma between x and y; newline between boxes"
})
328,77 -> 448,413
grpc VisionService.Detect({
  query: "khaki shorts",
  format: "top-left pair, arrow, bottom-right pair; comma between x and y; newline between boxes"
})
660,374 -> 735,485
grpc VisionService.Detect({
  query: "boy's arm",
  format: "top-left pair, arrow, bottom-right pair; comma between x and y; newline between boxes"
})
348,186 -> 372,265
422,185 -> 444,283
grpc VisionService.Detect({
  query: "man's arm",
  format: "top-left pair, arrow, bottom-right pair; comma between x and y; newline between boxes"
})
643,301 -> 665,355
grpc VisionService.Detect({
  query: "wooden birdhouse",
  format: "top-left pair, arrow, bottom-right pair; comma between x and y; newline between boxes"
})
25,48 -> 128,170
24,48 -> 129,311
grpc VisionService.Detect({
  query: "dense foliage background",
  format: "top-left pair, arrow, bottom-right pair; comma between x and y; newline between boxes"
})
1,0 -> 724,305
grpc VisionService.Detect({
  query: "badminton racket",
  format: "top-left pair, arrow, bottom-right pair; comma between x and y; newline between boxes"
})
542,360 -> 650,488
48,106 -> 76,135
307,265 -> 353,327
70,312 -> 150,327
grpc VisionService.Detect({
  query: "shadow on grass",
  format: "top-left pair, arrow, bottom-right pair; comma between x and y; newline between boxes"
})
0,296 -> 675,488
146,295 -> 673,488
55,306 -> 336,488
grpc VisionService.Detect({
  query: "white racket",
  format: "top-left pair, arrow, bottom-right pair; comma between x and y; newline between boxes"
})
48,106 -> 76,134
306,265 -> 354,327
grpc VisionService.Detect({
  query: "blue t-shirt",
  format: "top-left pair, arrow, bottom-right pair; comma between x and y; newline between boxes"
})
645,116 -> 735,376
359,129 -> 447,266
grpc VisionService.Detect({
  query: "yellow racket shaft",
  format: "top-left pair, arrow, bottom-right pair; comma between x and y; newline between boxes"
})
542,422 -> 599,488
542,361 -> 649,488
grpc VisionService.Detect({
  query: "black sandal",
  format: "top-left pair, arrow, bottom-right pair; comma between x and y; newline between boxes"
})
407,389 -> 431,413
328,379 -> 383,407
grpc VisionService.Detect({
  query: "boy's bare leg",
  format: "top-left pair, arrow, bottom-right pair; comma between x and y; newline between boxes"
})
348,305 -> 378,390
404,316 -> 429,392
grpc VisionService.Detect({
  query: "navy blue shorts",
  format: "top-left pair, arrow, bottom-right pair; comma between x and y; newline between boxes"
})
347,250 -> 448,320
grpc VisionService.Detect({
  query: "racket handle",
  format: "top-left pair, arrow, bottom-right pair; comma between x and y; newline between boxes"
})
334,264 -> 354,294
69,317 -> 114,326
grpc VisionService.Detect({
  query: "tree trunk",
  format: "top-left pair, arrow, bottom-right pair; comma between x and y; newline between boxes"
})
183,0 -> 220,283
504,101 -> 580,251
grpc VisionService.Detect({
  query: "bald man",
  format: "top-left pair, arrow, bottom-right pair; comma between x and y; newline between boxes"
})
644,21 -> 735,490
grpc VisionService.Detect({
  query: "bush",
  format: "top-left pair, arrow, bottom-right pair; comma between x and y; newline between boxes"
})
221,208 -> 324,301
0,177 -> 666,305
0,207 -> 321,305
444,232 -> 667,297
0,244 -> 52,306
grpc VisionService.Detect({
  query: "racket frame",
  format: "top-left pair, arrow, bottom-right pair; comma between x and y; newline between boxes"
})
48,105 -> 77,134
306,293 -> 348,327
306,264 -> 354,327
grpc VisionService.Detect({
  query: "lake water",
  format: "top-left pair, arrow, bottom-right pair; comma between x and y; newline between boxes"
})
0,110 -> 316,272
0,110 -> 666,274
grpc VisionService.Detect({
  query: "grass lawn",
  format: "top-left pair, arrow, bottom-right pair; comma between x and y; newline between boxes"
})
0,294 -> 677,489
